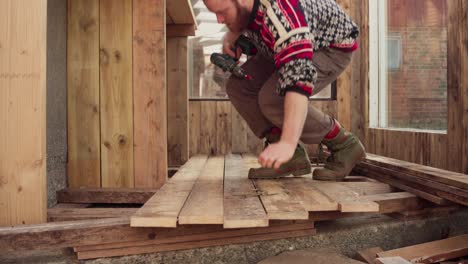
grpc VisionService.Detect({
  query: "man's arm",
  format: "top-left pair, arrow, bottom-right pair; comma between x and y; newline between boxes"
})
259,91 -> 308,169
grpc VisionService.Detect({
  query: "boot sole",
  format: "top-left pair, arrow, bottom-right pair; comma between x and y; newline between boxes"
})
248,166 -> 312,179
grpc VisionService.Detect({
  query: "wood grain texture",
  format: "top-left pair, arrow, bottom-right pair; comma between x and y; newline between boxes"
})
462,0 -> 468,175
178,156 -> 224,224
224,154 -> 268,228
189,101 -> 201,156
216,101 -> 232,154
199,101 -> 217,155
57,188 -> 157,204
167,37 -> 189,167
313,182 -> 380,212
231,105 -> 249,153
47,208 -> 138,221
100,0 -> 134,188
166,0 -> 196,25
133,0 -> 167,188
67,0 -> 101,188
131,156 -> 208,227
166,24 -> 195,37
0,0 -> 47,225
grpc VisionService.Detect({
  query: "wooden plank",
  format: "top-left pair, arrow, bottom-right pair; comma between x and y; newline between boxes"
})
375,257 -> 411,264
356,247 -> 383,264
75,220 -> 314,252
341,182 -> 393,195
463,0 -> 468,175
47,208 -> 138,222
77,229 -> 316,260
189,101 -> 201,157
341,192 -> 422,214
378,235 -> 468,263
231,105 -> 248,153
223,154 -> 268,228
167,37 -> 189,167
447,0 -> 464,173
353,166 -> 451,205
166,24 -> 195,37
57,188 -> 157,204
130,156 -> 208,227
365,153 -> 468,190
216,101 -> 232,154
166,0 -> 197,25
178,156 -> 224,224
282,178 -> 339,212
312,182 -> 380,212
0,0 -> 47,225
200,101 -> 217,154
133,0 -> 167,188
100,0 -> 134,188
67,0 -> 101,188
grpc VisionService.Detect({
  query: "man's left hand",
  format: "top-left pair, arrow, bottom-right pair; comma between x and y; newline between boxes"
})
259,141 -> 296,169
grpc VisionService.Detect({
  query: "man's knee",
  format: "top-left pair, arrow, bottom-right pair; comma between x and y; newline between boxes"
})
225,76 -> 242,99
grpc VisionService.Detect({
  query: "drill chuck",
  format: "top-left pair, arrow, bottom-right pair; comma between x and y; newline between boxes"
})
210,53 -> 252,80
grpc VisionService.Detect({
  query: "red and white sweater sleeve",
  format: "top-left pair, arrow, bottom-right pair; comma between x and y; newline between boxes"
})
261,0 -> 316,97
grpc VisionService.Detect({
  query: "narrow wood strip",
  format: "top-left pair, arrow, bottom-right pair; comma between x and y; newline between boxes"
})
178,156 -> 224,224
166,24 -> 195,37
57,188 -> 157,204
131,156 -> 208,227
282,178 -> 339,212
341,182 -> 393,195
77,229 -> 317,260
47,208 -> 138,222
340,192 -> 423,214
375,257 -> 411,264
223,154 -> 268,228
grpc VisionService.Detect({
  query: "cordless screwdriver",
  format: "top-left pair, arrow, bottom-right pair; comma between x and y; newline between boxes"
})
210,35 -> 257,80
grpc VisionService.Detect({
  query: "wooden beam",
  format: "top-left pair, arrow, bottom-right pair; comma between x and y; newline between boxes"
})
133,0 -> 168,188
130,156 -> 208,227
166,0 -> 197,26
100,0 -> 134,188
0,0 -> 47,225
67,0 -> 101,188
167,37 -> 189,166
357,247 -> 383,264
47,208 -> 138,221
57,188 -> 157,204
340,192 -> 423,214
223,154 -> 268,228
166,24 -> 195,37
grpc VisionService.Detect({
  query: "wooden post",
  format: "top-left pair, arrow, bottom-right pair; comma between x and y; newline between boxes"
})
133,0 -> 168,188
0,0 -> 47,225
167,37 -> 189,167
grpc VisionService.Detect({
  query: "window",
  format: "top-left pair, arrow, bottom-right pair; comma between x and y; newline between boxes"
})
369,0 -> 448,131
188,0 -> 334,100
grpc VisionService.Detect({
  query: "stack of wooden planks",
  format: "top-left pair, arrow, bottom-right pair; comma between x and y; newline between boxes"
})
357,234 -> 468,264
353,154 -> 468,206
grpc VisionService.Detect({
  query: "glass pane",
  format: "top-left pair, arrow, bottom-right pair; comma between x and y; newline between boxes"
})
383,0 -> 448,130
189,0 -> 332,100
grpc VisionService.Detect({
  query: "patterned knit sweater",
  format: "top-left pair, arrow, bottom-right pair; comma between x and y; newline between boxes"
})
245,0 -> 359,96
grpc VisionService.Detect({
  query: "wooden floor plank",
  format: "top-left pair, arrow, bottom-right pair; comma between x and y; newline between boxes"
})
312,181 -> 380,212
178,156 -> 224,224
130,156 -> 208,227
57,188 -> 157,204
223,154 -> 268,228
242,154 -> 309,220
282,178 -> 339,212
378,234 -> 468,263
357,247 -> 383,264
376,257 -> 411,264
341,182 -> 393,195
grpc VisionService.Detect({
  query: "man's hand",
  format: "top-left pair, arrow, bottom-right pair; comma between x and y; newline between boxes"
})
259,141 -> 296,169
223,31 -> 242,59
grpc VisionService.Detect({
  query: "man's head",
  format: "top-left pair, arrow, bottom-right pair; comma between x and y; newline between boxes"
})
203,0 -> 253,33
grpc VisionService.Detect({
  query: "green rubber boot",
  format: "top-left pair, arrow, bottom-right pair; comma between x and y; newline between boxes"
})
248,131 -> 311,179
313,125 -> 366,181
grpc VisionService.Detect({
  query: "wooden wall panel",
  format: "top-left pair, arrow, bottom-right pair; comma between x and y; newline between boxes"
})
133,0 -> 167,187
100,0 -> 134,187
167,37 -> 188,167
0,0 -> 47,225
463,0 -> 468,174
189,101 -> 336,156
67,0 -> 101,188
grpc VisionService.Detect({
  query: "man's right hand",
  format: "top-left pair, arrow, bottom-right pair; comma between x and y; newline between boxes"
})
223,31 -> 242,59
